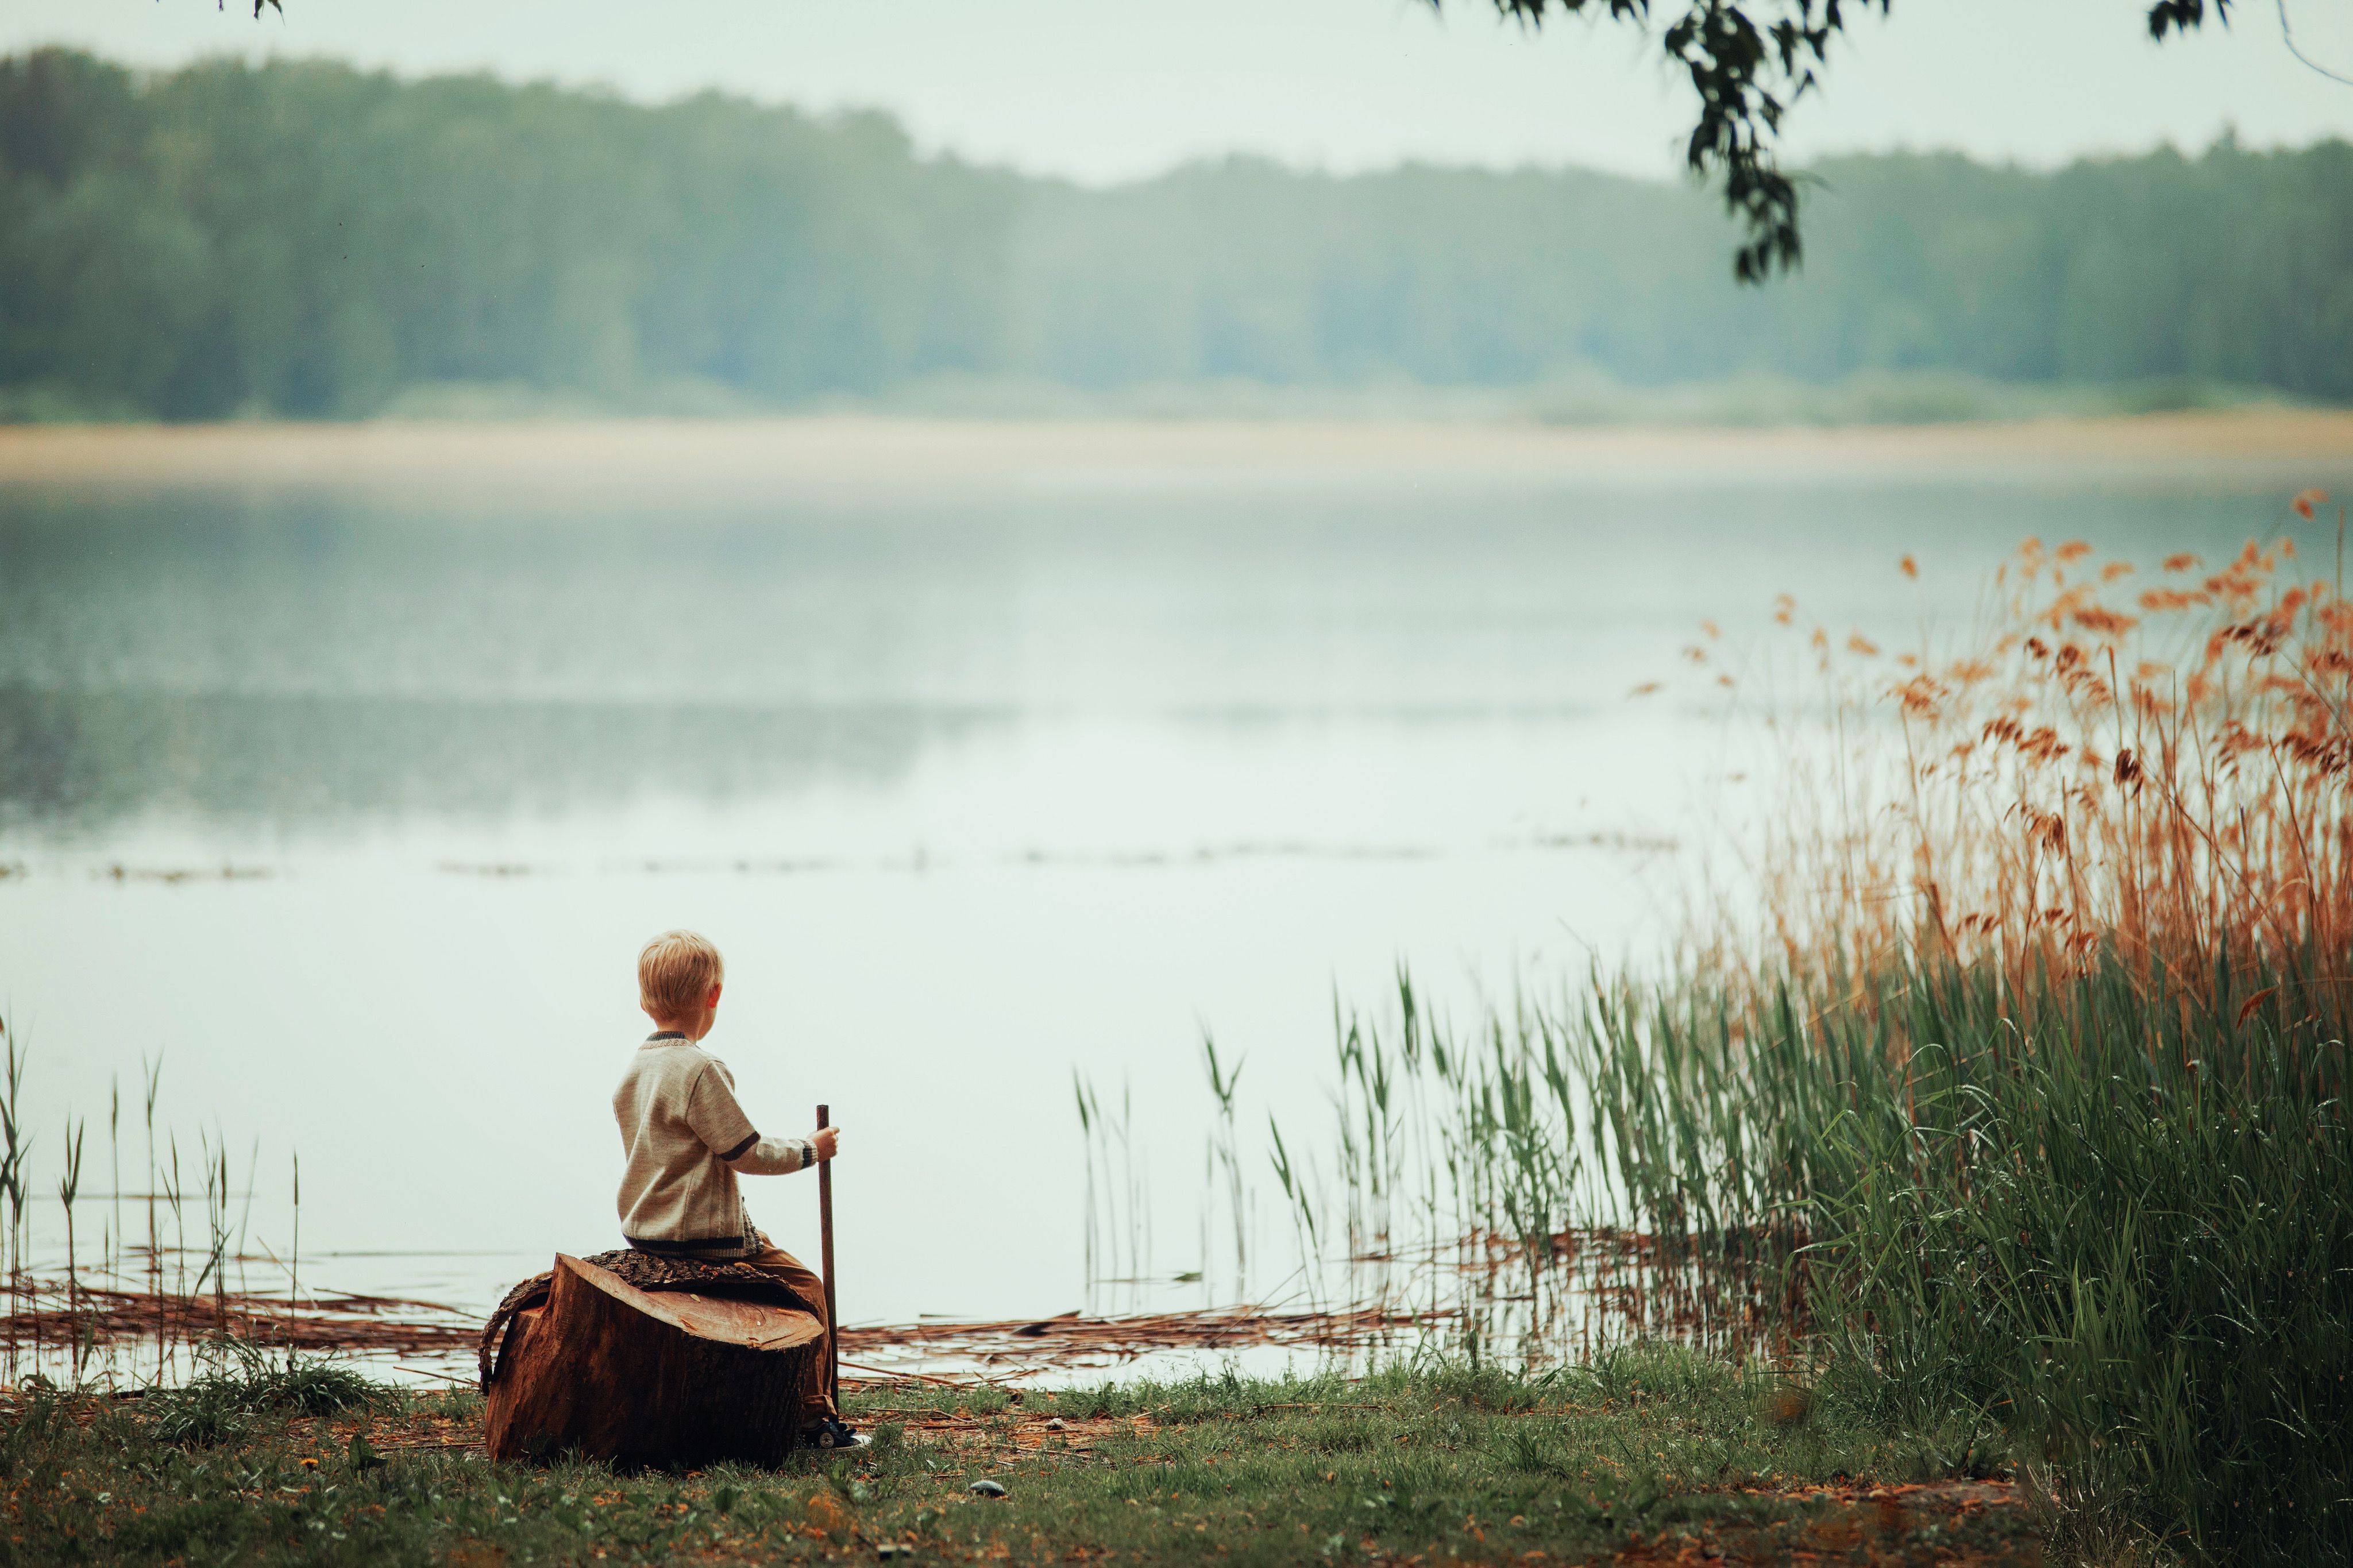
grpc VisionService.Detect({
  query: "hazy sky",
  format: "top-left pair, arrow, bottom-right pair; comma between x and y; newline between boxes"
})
11,1 -> 2353,183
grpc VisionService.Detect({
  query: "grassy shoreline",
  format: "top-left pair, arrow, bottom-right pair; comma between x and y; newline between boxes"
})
1,1350 -> 2040,1566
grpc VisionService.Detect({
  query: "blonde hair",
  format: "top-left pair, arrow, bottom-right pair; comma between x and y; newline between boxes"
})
638,929 -> 724,1020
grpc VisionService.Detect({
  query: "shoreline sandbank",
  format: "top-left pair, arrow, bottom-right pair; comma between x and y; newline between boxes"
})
3,408 -> 2351,500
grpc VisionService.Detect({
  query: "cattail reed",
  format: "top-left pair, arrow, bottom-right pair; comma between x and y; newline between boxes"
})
288,1150 -> 299,1370
1073,1073 -> 1154,1312
163,1135 -> 183,1377
233,1136 -> 259,1300
57,1115 -> 82,1380
0,1015 -> 18,1380
195,1131 -> 229,1334
2,1025 -> 27,1377
1200,1035 -> 1249,1302
143,1052 -> 161,1380
1073,1070 -> 1096,1293
107,1076 -> 119,1281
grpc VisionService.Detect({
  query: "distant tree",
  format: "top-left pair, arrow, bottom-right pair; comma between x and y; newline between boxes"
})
12,48 -> 2352,418
223,1 -> 2239,283
1445,2 -> 2236,280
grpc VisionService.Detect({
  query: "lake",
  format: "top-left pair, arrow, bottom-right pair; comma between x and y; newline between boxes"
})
2,415 -> 2344,1371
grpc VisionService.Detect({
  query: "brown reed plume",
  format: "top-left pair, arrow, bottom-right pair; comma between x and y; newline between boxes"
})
1722,497 -> 2350,1039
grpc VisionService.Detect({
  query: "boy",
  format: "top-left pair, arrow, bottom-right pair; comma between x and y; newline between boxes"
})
614,929 -> 863,1448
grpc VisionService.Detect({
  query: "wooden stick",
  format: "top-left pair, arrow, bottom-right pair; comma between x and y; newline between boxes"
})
816,1103 -> 839,1413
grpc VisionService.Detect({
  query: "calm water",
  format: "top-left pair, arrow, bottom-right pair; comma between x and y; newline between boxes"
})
0,441 -> 2336,1357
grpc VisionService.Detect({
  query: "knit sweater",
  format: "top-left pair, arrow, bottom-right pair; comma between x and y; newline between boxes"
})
612,1033 -> 812,1255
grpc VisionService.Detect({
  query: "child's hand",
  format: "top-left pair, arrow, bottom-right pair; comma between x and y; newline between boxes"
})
812,1126 -> 840,1162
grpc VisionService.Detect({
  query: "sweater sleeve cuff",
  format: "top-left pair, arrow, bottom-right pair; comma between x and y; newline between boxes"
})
722,1133 -> 810,1175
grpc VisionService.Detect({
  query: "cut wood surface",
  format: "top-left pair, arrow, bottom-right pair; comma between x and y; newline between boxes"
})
485,1254 -> 821,1467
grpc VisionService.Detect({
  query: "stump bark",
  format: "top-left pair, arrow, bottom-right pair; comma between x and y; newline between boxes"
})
485,1253 -> 823,1467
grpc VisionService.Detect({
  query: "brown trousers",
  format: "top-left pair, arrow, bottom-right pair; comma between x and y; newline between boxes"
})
735,1242 -> 836,1422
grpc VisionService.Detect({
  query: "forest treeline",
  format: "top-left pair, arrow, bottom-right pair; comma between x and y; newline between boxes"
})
3,48 -> 2350,421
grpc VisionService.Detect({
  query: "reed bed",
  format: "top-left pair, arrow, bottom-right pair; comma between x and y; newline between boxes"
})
0,1026 -> 356,1388
1212,510 -> 2351,1563
1258,977 -> 1797,1366
1632,519 -> 2352,1563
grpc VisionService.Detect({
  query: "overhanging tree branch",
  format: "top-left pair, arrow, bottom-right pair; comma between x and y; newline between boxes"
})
1449,2 -> 2231,281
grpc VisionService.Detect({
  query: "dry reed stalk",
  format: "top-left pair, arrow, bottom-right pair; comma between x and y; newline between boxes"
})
1717,512 -> 2351,1046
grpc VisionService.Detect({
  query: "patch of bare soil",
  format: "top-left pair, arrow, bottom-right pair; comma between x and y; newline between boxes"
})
1604,1481 -> 2039,1566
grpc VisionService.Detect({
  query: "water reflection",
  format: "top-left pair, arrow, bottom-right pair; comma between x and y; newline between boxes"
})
0,686 -> 994,839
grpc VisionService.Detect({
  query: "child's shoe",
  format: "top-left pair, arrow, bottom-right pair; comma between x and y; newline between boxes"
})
803,1416 -> 870,1450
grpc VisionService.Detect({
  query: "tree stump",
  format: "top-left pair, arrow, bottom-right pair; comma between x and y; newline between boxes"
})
485,1253 -> 823,1467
